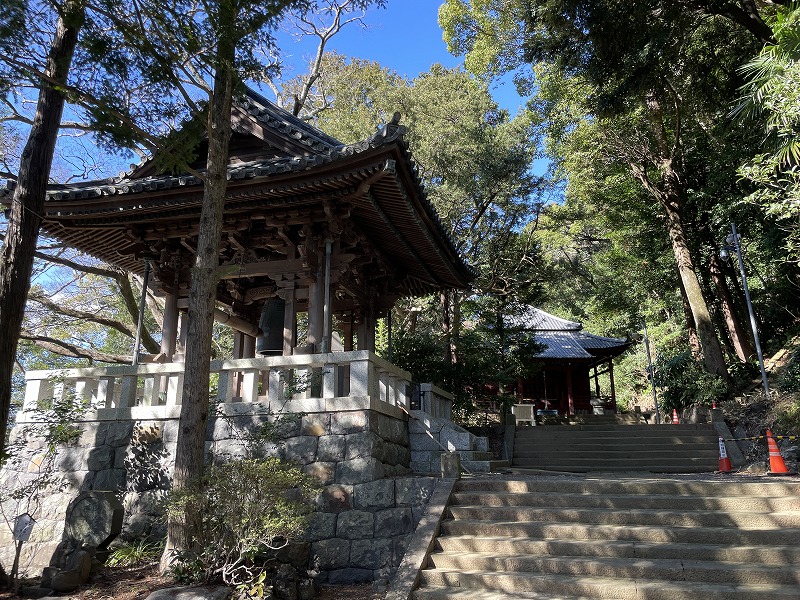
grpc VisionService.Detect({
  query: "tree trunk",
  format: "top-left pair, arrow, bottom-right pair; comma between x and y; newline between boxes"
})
663,200 -> 729,379
161,5 -> 236,570
641,90 -> 728,380
0,1 -> 84,461
678,276 -> 702,360
709,252 -> 755,362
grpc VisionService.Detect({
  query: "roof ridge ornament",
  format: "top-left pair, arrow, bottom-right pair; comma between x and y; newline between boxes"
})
369,111 -> 405,148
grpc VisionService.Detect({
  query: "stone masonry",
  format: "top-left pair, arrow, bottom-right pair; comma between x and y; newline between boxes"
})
0,405 -> 438,584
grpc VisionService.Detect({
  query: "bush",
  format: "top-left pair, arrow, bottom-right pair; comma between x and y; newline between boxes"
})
777,353 -> 800,393
165,458 -> 317,590
653,351 -> 729,413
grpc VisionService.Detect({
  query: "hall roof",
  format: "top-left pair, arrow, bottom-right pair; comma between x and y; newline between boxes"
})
515,307 -> 631,362
1,90 -> 474,299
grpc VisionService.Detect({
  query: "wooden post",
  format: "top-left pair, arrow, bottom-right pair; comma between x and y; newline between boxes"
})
566,366 -> 575,416
161,291 -> 179,360
609,359 -> 617,413
279,285 -> 296,356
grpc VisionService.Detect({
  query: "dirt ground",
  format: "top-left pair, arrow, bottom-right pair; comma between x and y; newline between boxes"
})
1,564 -> 384,600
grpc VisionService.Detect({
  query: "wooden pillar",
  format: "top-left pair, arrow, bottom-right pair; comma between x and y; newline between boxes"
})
566,366 -> 575,416
242,334 -> 255,359
609,359 -> 617,413
357,312 -> 375,352
307,278 -> 323,352
177,311 -> 188,355
160,291 -> 179,360
342,315 -> 354,351
593,365 -> 601,398
279,286 -> 296,356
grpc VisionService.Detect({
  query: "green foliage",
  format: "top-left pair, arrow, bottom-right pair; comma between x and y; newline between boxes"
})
165,458 -> 317,587
107,540 -> 165,567
777,353 -> 800,393
653,351 -> 729,412
737,5 -> 800,262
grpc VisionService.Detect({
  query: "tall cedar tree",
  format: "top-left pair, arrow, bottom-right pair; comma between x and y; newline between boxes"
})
0,0 -> 85,463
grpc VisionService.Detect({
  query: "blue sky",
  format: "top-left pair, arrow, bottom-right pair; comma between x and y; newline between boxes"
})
272,1 -> 526,115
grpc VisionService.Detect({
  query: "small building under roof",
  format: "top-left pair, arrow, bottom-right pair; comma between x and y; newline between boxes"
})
514,308 -> 632,416
2,90 -> 474,363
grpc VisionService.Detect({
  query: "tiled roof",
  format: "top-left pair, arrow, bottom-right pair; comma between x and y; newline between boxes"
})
509,307 -> 631,360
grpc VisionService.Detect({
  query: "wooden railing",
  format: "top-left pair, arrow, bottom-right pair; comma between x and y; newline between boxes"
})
19,351 -> 415,422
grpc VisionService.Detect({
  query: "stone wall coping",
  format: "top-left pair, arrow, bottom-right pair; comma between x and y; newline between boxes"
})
384,477 -> 456,600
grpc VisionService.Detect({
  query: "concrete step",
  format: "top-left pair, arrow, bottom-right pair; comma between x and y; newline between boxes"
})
449,491 -> 800,512
417,570 -> 800,599
413,476 -> 800,599
414,588 -> 600,600
455,450 -> 493,461
512,450 -> 719,460
436,535 -> 800,564
509,461 -> 719,474
439,519 -> 800,546
427,552 -> 800,585
461,459 -> 509,473
452,478 -> 800,497
447,505 -> 800,528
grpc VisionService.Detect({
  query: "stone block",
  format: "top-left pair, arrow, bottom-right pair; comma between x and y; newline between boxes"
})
397,446 -> 411,467
78,423 -> 108,447
353,479 -> 394,510
132,422 -> 163,444
284,436 -> 318,464
374,416 -> 407,445
440,429 -> 471,452
302,511 -> 337,542
336,510 -> 374,539
93,468 -> 127,491
72,470 -> 95,491
162,420 -> 180,443
408,415 -> 443,435
408,433 -> 441,452
474,436 -> 489,452
86,445 -> 114,471
311,538 -> 350,569
55,448 -> 89,471
395,477 -> 435,506
326,568 -> 373,584
374,507 -> 413,536
349,538 -> 391,570
335,458 -> 385,485
304,462 -> 336,485
345,431 -> 378,460
330,411 -> 369,435
106,422 -> 134,447
270,541 -> 311,568
316,435 -> 345,462
301,414 -> 330,437
315,485 -> 353,513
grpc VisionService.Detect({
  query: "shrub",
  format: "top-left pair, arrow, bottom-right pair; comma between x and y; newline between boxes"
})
777,353 -> 800,393
653,351 -> 729,413
165,458 -> 317,590
107,540 -> 164,567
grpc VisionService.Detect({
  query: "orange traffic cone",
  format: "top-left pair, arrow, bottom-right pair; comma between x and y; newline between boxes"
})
718,437 -> 732,473
672,409 -> 679,424
766,430 -> 795,476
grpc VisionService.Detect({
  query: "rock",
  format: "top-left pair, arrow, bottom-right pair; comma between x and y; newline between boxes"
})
64,491 -> 124,550
145,585 -> 232,600
272,563 -> 299,600
50,570 -> 83,593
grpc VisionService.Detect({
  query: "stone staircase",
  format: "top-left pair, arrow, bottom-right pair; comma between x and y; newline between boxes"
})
413,476 -> 800,599
410,411 -> 508,473
513,418 -> 720,473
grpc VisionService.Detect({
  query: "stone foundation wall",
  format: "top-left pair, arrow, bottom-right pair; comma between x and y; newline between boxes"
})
0,405 -> 435,584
